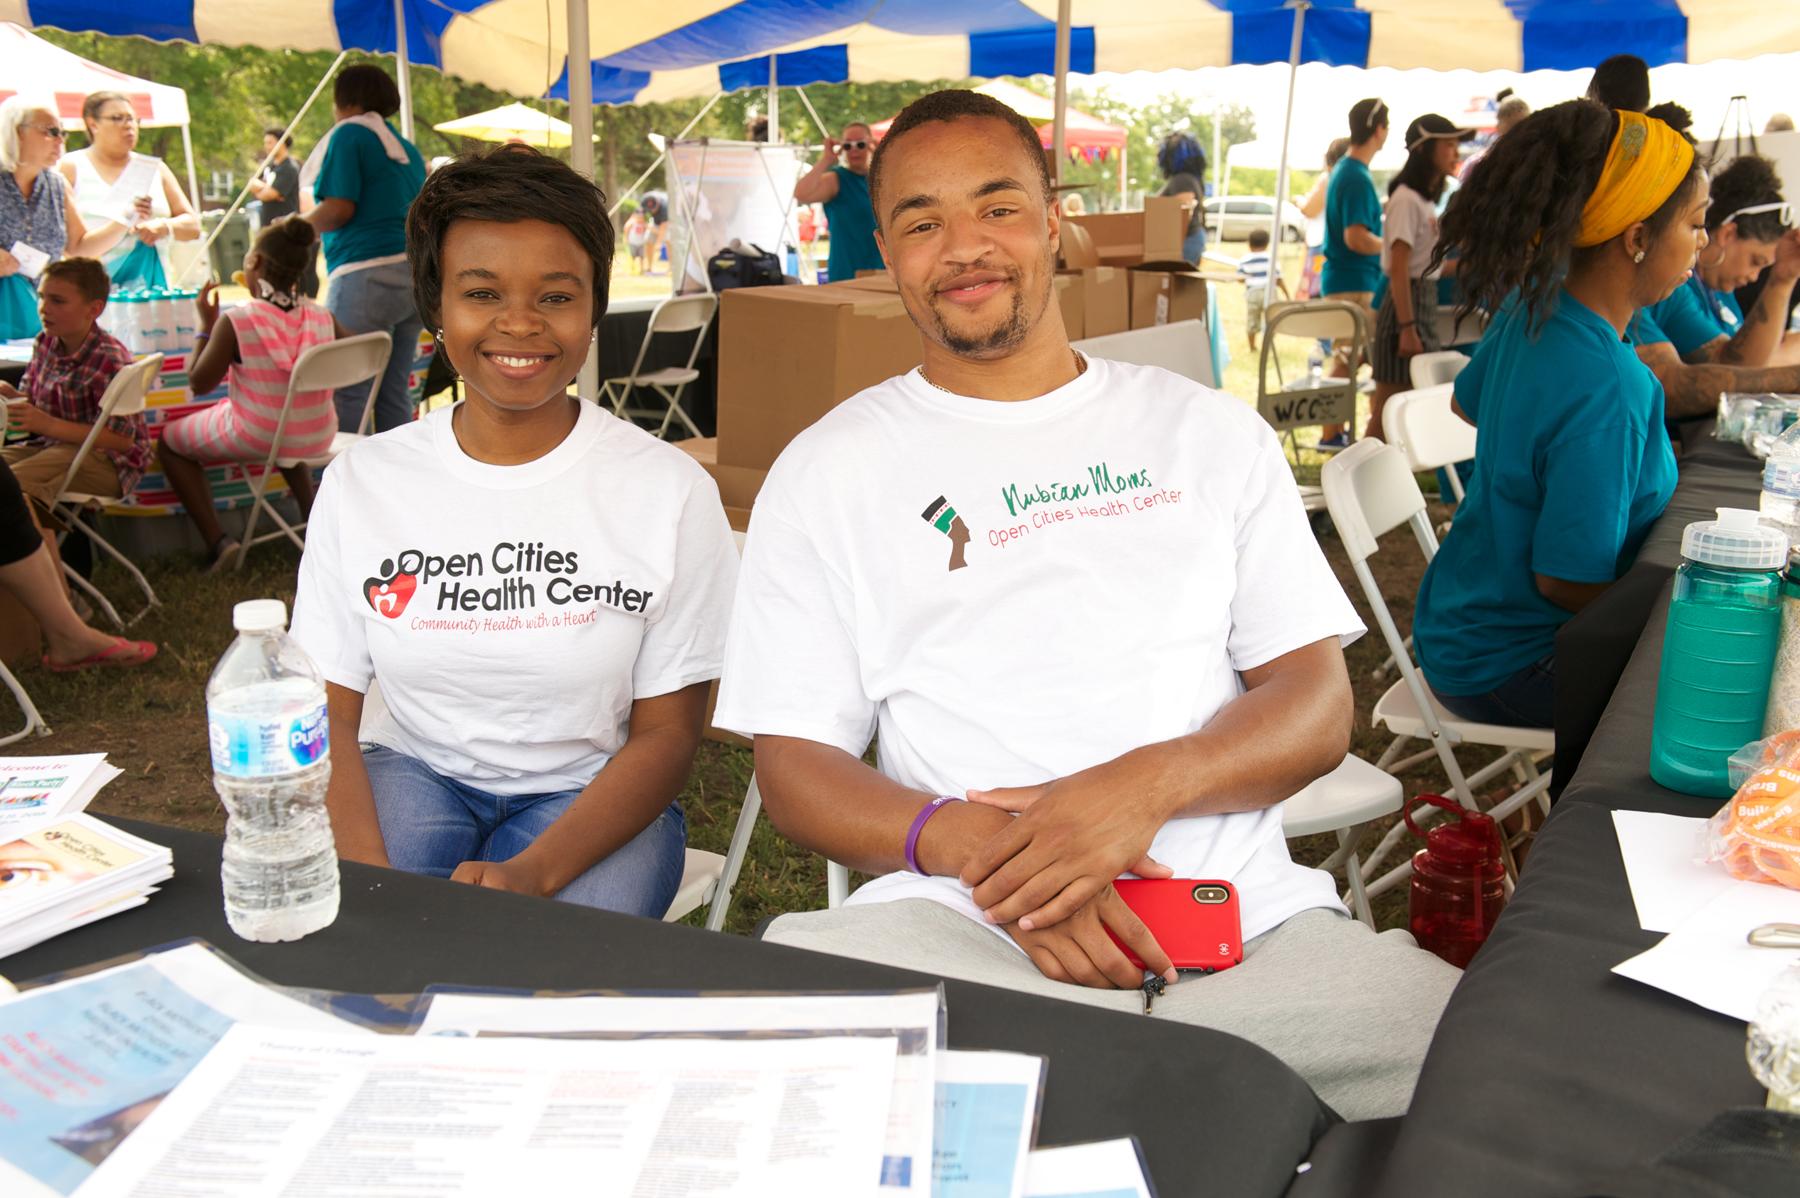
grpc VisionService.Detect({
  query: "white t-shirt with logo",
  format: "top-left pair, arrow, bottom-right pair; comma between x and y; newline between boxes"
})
714,357 -> 1366,944
292,400 -> 739,796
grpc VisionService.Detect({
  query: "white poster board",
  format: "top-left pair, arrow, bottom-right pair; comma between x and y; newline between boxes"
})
666,139 -> 804,294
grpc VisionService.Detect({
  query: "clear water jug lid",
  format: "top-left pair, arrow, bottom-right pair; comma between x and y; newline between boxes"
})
1682,507 -> 1789,569
233,599 -> 287,632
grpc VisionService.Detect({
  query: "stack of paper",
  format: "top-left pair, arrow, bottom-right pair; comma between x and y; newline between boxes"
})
0,754 -> 121,837
0,813 -> 173,958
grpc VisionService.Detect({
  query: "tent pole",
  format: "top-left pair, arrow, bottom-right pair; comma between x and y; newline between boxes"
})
566,0 -> 598,399
794,86 -> 830,141
1268,0 -> 1306,309
1212,107 -> 1222,200
180,123 -> 201,217
1051,0 -> 1071,187
173,50 -> 349,287
768,57 -> 779,142
393,0 -> 414,140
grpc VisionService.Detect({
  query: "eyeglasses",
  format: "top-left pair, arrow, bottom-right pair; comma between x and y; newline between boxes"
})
841,139 -> 871,151
24,124 -> 66,140
1723,201 -> 1794,228
96,113 -> 139,126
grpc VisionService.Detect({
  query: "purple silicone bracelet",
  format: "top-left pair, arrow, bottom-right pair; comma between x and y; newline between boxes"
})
904,795 -> 962,875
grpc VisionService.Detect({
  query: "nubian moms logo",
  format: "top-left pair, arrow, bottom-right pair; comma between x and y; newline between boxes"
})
921,496 -> 971,572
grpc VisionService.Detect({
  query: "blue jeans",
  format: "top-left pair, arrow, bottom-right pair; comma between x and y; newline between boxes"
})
327,260 -> 424,434
1182,225 -> 1208,267
360,745 -> 687,918
1436,652 -> 1556,729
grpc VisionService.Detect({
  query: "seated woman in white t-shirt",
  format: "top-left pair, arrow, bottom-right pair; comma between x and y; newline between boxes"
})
290,147 -> 738,916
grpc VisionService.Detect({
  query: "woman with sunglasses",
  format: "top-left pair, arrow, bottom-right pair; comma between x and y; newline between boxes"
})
0,95 -> 135,339
794,122 -> 883,284
58,91 -> 201,291
1628,151 -> 1800,415
1631,156 -> 1800,368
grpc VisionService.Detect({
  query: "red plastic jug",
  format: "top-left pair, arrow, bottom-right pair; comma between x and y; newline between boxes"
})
1405,793 -> 1506,969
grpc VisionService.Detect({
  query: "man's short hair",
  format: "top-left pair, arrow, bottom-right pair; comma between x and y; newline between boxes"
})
1247,228 -> 1271,251
263,127 -> 294,148
1496,96 -> 1531,125
41,257 -> 110,304
868,90 -> 1051,228
406,145 -> 615,333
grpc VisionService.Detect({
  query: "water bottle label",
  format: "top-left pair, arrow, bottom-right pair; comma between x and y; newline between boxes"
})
209,702 -> 329,777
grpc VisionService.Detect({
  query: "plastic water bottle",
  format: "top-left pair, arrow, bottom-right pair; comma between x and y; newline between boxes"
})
1763,422 -> 1800,544
1306,350 -> 1324,386
1649,509 -> 1789,798
111,292 -> 141,353
785,244 -> 799,278
172,289 -> 199,348
206,599 -> 339,942
1749,961 -> 1800,1113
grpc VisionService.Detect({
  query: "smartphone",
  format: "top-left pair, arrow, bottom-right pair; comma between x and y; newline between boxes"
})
1108,879 -> 1243,974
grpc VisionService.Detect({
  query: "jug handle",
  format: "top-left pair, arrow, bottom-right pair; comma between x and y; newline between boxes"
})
1404,792 -> 1466,839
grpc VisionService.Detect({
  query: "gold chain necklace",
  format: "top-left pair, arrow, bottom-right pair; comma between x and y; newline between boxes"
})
919,350 -> 1087,395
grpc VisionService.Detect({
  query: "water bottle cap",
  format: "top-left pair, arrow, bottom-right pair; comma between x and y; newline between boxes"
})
233,599 -> 288,632
1682,507 -> 1788,569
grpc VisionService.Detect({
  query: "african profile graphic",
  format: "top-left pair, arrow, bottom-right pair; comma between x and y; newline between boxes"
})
921,496 -> 971,572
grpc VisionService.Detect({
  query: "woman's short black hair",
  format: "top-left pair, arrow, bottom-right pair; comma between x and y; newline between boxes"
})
1707,155 -> 1786,241
335,64 -> 402,119
1435,99 -> 1705,329
406,145 -> 615,332
1587,54 -> 1651,113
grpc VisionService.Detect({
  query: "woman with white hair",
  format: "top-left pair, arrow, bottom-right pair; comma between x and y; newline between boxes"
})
0,95 -> 131,339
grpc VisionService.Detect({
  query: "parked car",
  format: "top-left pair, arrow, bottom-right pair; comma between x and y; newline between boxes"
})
1204,196 -> 1307,243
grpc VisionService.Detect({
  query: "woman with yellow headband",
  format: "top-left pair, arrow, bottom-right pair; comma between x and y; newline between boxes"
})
1410,101 -> 1707,728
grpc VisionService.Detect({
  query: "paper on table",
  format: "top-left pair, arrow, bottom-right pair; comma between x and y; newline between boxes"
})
8,241 -> 49,281
417,988 -> 941,1194
1022,1138 -> 1154,1198
0,942 -> 364,1198
0,755 -> 120,838
1613,878 -> 1800,1020
79,1025 -> 899,1198
934,1049 -> 1045,1198
1612,810 -> 1741,933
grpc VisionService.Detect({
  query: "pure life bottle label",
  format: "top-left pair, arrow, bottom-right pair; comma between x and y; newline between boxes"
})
209,703 -> 329,778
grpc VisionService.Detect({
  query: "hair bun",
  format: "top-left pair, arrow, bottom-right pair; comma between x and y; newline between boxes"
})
274,216 -> 318,250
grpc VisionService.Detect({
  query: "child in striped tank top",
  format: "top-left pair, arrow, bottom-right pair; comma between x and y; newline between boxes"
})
157,217 -> 347,568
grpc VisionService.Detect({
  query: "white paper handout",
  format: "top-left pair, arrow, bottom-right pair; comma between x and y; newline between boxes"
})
8,241 -> 50,281
1613,877 -> 1800,1020
417,987 -> 940,1193
1612,810 -> 1741,933
934,1049 -> 1044,1198
0,814 -> 172,959
0,755 -> 120,837
0,943 -> 364,1198
79,1025 -> 899,1198
1022,1138 -> 1154,1198
106,157 -> 161,227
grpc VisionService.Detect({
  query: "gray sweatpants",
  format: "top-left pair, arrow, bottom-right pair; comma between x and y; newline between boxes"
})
765,900 -> 1459,1120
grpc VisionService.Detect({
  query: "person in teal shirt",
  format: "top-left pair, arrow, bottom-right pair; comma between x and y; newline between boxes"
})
794,122 -> 884,284
303,64 -> 426,434
1627,154 -> 1800,417
1317,98 -> 1388,448
1413,101 -> 1706,728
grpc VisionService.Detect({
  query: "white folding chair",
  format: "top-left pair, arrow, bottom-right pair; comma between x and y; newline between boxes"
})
232,331 -> 392,569
1385,384 -> 1475,506
47,354 -> 163,629
1408,350 -> 1468,391
1257,300 -> 1368,514
0,660 -> 50,745
700,774 -> 762,931
667,847 -> 728,924
600,294 -> 717,440
1322,439 -> 1552,894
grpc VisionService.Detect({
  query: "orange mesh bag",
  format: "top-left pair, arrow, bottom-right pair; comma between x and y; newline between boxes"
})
1706,739 -> 1800,890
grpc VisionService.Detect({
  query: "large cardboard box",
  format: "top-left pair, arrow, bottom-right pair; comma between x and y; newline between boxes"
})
1129,261 -> 1209,330
718,282 -> 923,471
1073,267 -> 1129,337
1066,196 -> 1192,267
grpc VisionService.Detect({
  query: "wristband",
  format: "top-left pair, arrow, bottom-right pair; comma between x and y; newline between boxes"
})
904,795 -> 963,875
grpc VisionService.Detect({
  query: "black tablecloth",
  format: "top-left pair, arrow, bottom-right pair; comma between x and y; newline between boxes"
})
1377,539 -> 1779,1195
6,819 -> 1332,1196
1552,428 -> 1763,794
599,304 -> 717,436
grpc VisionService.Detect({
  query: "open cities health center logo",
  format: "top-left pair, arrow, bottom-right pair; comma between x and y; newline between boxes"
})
365,553 -> 421,618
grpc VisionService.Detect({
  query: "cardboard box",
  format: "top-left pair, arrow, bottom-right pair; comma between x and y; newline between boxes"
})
1052,273 -> 1081,340
706,460 -> 766,534
1071,266 -> 1129,338
1066,196 -> 1192,267
1129,261 -> 1210,330
718,283 -> 923,471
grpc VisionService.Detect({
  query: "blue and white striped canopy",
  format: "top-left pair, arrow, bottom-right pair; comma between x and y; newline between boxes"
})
15,1 -> 1800,105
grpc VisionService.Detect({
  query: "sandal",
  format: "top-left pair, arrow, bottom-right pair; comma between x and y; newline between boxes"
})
44,637 -> 158,673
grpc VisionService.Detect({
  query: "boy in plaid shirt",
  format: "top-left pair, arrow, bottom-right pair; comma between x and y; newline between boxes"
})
1,258 -> 143,511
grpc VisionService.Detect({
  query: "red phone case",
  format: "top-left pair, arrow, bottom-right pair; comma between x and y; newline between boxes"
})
1108,879 -> 1244,973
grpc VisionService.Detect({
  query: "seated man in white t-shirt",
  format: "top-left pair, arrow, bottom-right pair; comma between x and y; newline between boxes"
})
713,90 -> 1459,1120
